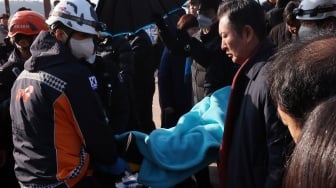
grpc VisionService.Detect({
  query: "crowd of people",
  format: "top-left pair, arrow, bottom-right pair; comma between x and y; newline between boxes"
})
0,0 -> 336,187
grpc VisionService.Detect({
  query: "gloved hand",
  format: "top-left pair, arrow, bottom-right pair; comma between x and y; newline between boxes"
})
169,29 -> 192,56
96,157 -> 131,175
152,13 -> 166,31
152,13 -> 179,51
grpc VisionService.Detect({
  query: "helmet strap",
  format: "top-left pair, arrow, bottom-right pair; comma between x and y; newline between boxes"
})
65,31 -> 74,46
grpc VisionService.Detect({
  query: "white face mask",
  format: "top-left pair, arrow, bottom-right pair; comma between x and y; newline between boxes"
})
69,37 -> 96,64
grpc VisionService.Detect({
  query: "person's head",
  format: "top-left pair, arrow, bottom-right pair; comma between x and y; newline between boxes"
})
46,0 -> 100,64
295,0 -> 336,38
188,0 -> 200,16
16,7 -> 32,12
283,1 -> 301,35
8,10 -> 48,60
0,28 -> 6,45
276,0 -> 290,8
177,14 -> 199,36
268,32 -> 336,142
0,13 -> 9,27
197,0 -> 221,28
284,96 -> 336,188
218,0 -> 266,64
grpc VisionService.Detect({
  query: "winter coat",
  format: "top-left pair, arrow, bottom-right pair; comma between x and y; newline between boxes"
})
189,22 -> 238,104
96,35 -> 135,134
10,31 -> 119,187
0,49 -> 25,153
0,49 -> 23,188
218,39 -> 292,188
268,22 -> 296,49
158,47 -> 192,128
127,30 -> 156,134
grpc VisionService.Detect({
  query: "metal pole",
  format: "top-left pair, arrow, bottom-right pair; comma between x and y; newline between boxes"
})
4,0 -> 10,15
43,0 -> 51,18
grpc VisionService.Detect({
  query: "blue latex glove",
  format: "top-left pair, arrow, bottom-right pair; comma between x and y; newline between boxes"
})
96,157 -> 131,175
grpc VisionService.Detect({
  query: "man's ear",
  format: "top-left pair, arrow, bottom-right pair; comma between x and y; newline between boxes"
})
54,28 -> 67,42
242,25 -> 255,43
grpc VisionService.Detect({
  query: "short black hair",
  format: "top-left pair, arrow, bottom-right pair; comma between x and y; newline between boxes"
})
0,13 -> 9,19
16,7 -> 32,12
217,0 -> 266,41
285,96 -> 336,188
268,32 -> 336,126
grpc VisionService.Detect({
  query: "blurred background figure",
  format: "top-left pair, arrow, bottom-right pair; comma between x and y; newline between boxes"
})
158,14 -> 198,131
158,14 -> 199,187
265,0 -> 291,33
295,0 -> 336,39
126,29 -> 157,134
187,0 -> 201,16
189,0 -> 238,187
0,10 -> 48,188
261,0 -> 277,12
95,34 -> 135,135
0,34 -> 9,65
268,0 -> 301,49
16,7 -> 32,12
0,13 -> 9,31
0,13 -> 10,65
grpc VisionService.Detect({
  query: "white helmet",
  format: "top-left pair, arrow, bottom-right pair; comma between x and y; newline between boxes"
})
46,0 -> 99,35
295,0 -> 336,20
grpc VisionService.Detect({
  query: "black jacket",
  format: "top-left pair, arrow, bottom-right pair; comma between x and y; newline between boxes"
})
0,49 -> 23,188
158,47 -> 192,128
268,22 -> 296,49
126,30 -> 156,134
0,49 -> 24,150
96,35 -> 135,134
219,39 -> 292,188
189,23 -> 239,104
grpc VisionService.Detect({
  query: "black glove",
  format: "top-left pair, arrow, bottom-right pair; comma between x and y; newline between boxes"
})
152,13 -> 167,31
168,29 -> 192,56
153,14 -> 178,51
177,29 -> 192,51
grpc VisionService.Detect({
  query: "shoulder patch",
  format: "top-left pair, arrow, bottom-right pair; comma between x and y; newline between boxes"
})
88,76 -> 98,90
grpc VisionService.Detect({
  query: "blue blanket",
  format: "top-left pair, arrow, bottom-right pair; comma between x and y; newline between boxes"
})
115,86 -> 231,187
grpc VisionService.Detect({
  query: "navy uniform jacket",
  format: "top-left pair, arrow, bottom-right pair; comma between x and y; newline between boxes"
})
10,31 -> 119,187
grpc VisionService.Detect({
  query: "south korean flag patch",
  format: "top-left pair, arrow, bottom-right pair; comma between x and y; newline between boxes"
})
89,76 -> 98,90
